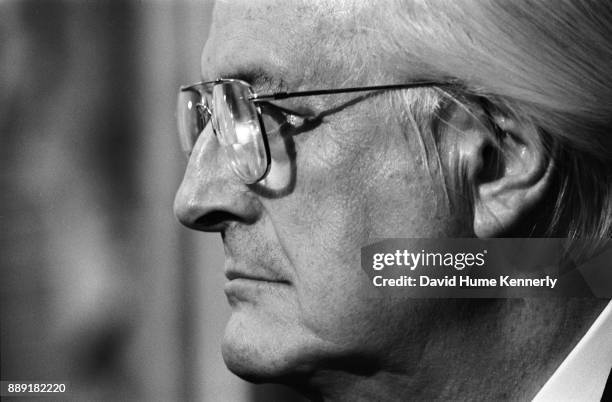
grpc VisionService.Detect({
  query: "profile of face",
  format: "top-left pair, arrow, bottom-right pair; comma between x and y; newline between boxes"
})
174,0 -> 550,390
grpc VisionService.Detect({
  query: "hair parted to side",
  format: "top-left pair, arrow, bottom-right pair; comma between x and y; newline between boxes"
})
386,0 -> 612,240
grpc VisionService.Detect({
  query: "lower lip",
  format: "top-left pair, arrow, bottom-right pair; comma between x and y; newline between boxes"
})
224,278 -> 288,295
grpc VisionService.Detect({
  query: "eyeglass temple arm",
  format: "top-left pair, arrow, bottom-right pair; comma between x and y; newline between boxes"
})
249,82 -> 444,102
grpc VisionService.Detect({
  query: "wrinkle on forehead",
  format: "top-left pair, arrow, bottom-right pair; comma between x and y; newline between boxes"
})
203,0 -> 388,89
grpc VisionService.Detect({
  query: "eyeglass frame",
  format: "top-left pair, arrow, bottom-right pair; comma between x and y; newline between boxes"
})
178,78 -> 451,184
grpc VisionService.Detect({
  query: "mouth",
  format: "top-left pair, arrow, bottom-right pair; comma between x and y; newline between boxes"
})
223,267 -> 291,302
225,269 -> 290,284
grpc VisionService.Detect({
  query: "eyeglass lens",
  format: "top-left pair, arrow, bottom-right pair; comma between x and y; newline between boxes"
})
212,82 -> 269,183
177,81 -> 270,184
177,89 -> 206,155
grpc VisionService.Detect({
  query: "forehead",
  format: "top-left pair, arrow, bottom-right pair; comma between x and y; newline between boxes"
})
201,0 -> 384,88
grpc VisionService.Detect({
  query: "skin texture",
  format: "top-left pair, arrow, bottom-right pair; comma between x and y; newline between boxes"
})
174,1 -> 608,400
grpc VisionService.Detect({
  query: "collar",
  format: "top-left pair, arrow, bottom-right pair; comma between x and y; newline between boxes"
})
533,300 -> 612,402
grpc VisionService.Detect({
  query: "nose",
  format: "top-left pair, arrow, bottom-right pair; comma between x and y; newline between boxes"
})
174,125 -> 262,232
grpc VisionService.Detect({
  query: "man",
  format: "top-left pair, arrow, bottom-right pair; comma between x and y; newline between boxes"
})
174,1 -> 612,400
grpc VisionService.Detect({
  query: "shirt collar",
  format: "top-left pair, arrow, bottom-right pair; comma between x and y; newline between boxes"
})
533,300 -> 612,401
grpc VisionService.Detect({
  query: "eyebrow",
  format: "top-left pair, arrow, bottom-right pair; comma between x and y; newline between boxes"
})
207,65 -> 289,94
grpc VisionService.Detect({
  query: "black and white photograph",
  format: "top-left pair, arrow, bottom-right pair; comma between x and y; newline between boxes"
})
2,0 -> 611,401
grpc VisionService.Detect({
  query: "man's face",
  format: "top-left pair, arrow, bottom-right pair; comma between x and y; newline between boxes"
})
175,0 -> 469,382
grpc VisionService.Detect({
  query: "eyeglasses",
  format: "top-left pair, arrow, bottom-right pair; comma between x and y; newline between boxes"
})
177,78 -> 441,184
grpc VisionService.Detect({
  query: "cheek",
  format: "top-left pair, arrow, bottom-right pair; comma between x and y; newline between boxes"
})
367,159 -> 455,238
277,122 -> 373,263
260,123 -> 413,334
259,136 -> 293,191
258,115 -> 462,346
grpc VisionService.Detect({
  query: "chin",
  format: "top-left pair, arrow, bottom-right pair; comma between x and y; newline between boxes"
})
220,310 -> 328,383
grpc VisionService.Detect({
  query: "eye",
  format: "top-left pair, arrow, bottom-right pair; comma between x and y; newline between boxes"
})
285,114 -> 306,126
257,102 -> 308,138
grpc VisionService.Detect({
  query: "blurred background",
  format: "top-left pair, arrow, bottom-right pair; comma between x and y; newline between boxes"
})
1,0 -> 303,400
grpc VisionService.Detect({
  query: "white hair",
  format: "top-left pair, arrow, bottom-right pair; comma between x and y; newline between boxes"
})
386,0 -> 612,240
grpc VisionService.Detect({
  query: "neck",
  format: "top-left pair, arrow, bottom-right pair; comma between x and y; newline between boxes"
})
294,298 -> 608,401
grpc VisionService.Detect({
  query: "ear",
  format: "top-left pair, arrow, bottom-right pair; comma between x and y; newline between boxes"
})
440,102 -> 554,237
